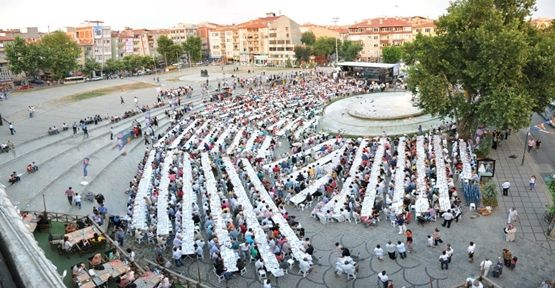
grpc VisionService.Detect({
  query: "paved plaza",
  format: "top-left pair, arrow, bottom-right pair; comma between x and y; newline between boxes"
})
1,66 -> 554,288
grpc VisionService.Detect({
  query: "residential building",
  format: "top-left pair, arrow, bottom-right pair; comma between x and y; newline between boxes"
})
66,22 -> 112,65
114,28 -> 168,58
197,22 -> 221,60
347,16 -> 435,62
208,13 -> 301,66
169,23 -> 198,43
0,34 -> 14,82
300,24 -> 341,39
531,18 -> 553,29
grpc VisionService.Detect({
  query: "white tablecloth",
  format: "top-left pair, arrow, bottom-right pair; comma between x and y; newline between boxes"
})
227,127 -> 245,155
391,137 -> 406,213
433,136 -> 451,211
414,136 -> 430,213
180,153 -> 196,254
132,150 -> 155,230
360,139 -> 386,218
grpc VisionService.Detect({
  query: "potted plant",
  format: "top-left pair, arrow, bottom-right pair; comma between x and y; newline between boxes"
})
481,180 -> 498,208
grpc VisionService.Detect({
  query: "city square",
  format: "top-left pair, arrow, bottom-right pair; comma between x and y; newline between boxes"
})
1,1 -> 555,288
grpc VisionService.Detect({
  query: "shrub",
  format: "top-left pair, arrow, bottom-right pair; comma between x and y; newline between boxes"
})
475,134 -> 493,159
481,180 -> 498,208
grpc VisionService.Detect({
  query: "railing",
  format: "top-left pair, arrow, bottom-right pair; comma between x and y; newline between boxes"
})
143,259 -> 213,288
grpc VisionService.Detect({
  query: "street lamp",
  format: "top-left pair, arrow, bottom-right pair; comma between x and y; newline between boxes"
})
332,17 -> 339,65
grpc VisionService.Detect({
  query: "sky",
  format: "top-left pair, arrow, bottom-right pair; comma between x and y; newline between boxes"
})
0,0 -> 554,32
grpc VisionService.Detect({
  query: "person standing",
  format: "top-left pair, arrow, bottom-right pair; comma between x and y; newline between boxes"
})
527,137 -> 535,152
110,127 -> 114,140
396,241 -> 407,259
377,271 -> 389,288
65,187 -> 75,205
385,241 -> 396,260
529,175 -> 536,191
501,180 -> 511,196
405,229 -> 413,253
441,210 -> 454,228
439,251 -> 449,270
172,247 -> 183,267
72,122 -> 77,135
115,227 -> 125,246
374,244 -> 384,261
502,249 -> 512,267
83,158 -> 90,177
480,258 -> 493,276
445,244 -> 454,263
74,193 -> 82,209
433,228 -> 443,246
467,242 -> 476,263
120,96 -> 125,104
82,125 -> 89,138
134,96 -> 138,106
505,224 -> 517,242
507,207 -> 518,224
8,122 -> 15,135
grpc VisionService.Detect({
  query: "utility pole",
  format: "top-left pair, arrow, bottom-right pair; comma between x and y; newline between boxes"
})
332,17 -> 339,65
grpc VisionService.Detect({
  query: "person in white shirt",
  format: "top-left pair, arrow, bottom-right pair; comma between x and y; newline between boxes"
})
262,278 -> 272,288
501,180 -> 511,196
439,251 -> 450,270
445,244 -> 454,263
385,241 -> 396,260
374,244 -> 384,261
441,210 -> 454,228
377,271 -> 389,288
529,175 -> 536,191
396,241 -> 407,259
507,207 -> 518,224
467,242 -> 476,263
480,258 -> 493,276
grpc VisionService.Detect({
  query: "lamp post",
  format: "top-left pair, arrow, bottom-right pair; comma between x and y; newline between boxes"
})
332,17 -> 339,65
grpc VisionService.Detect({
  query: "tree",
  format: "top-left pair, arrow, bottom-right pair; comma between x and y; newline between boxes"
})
182,36 -> 202,63
301,31 -> 316,46
81,58 -> 101,77
157,35 -> 182,66
40,31 -> 80,80
312,37 -> 337,59
294,45 -> 312,63
103,58 -> 124,75
5,37 -> 45,79
340,40 -> 363,61
382,45 -> 403,63
404,0 -> 555,138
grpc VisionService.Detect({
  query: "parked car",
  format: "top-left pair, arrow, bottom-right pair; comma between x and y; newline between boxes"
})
29,78 -> 44,85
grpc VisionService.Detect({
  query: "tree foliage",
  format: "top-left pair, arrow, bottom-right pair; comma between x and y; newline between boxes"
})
301,31 -> 316,46
81,58 -> 101,77
157,35 -> 182,65
404,0 -> 555,138
40,31 -> 80,80
312,37 -> 337,58
5,37 -> 45,78
340,40 -> 362,61
182,36 -> 202,62
382,45 -> 403,63
294,45 -> 312,63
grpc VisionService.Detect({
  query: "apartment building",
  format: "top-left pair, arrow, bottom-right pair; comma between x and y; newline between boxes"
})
169,23 -> 198,43
113,28 -> 168,58
207,13 -> 301,66
66,23 -> 112,65
300,24 -> 342,39
0,34 -> 14,82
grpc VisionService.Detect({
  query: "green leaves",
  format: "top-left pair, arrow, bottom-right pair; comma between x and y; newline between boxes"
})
40,31 -> 80,80
340,40 -> 363,61
182,36 -> 202,63
382,45 -> 403,63
312,37 -> 336,57
157,35 -> 183,65
300,31 -> 316,46
5,37 -> 46,78
405,0 -> 555,137
294,45 -> 311,62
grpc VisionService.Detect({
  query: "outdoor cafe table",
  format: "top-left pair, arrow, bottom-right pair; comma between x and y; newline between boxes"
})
73,270 -> 95,288
133,271 -> 163,288
90,259 -> 131,286
65,226 -> 101,246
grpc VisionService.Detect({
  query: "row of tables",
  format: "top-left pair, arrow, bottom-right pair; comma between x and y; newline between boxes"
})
360,139 -> 386,218
433,135 -> 451,211
391,137 -> 407,213
223,157 -> 284,277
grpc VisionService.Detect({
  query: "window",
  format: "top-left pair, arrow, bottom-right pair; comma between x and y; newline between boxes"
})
425,28 -> 431,33
373,35 -> 378,39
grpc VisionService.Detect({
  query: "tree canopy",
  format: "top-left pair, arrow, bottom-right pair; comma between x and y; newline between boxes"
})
382,45 -> 403,63
312,37 -> 337,59
404,0 -> 555,138
81,58 -> 101,77
157,35 -> 182,65
182,36 -> 202,63
294,45 -> 312,63
301,31 -> 316,46
340,40 -> 363,61
40,31 -> 80,80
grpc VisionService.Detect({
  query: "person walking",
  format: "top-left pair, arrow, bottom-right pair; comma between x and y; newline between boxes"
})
529,175 -> 536,191
74,193 -> 82,209
441,210 -> 454,228
501,180 -> 511,196
405,229 -> 413,253
527,137 -> 535,152
377,271 -> 389,288
120,96 -> 125,104
445,244 -> 454,263
505,224 -> 517,242
72,122 -> 77,135
65,187 -> 75,205
374,244 -> 384,261
507,207 -> 518,224
433,228 -> 443,246
480,258 -> 493,277
115,227 -> 125,246
502,249 -> 512,267
467,242 -> 476,263
396,241 -> 407,259
439,251 -> 449,270
385,241 -> 396,260
110,127 -> 114,140
82,125 -> 89,138
8,122 -> 15,135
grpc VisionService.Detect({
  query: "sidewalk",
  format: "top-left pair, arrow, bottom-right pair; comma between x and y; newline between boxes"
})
489,133 -> 553,250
